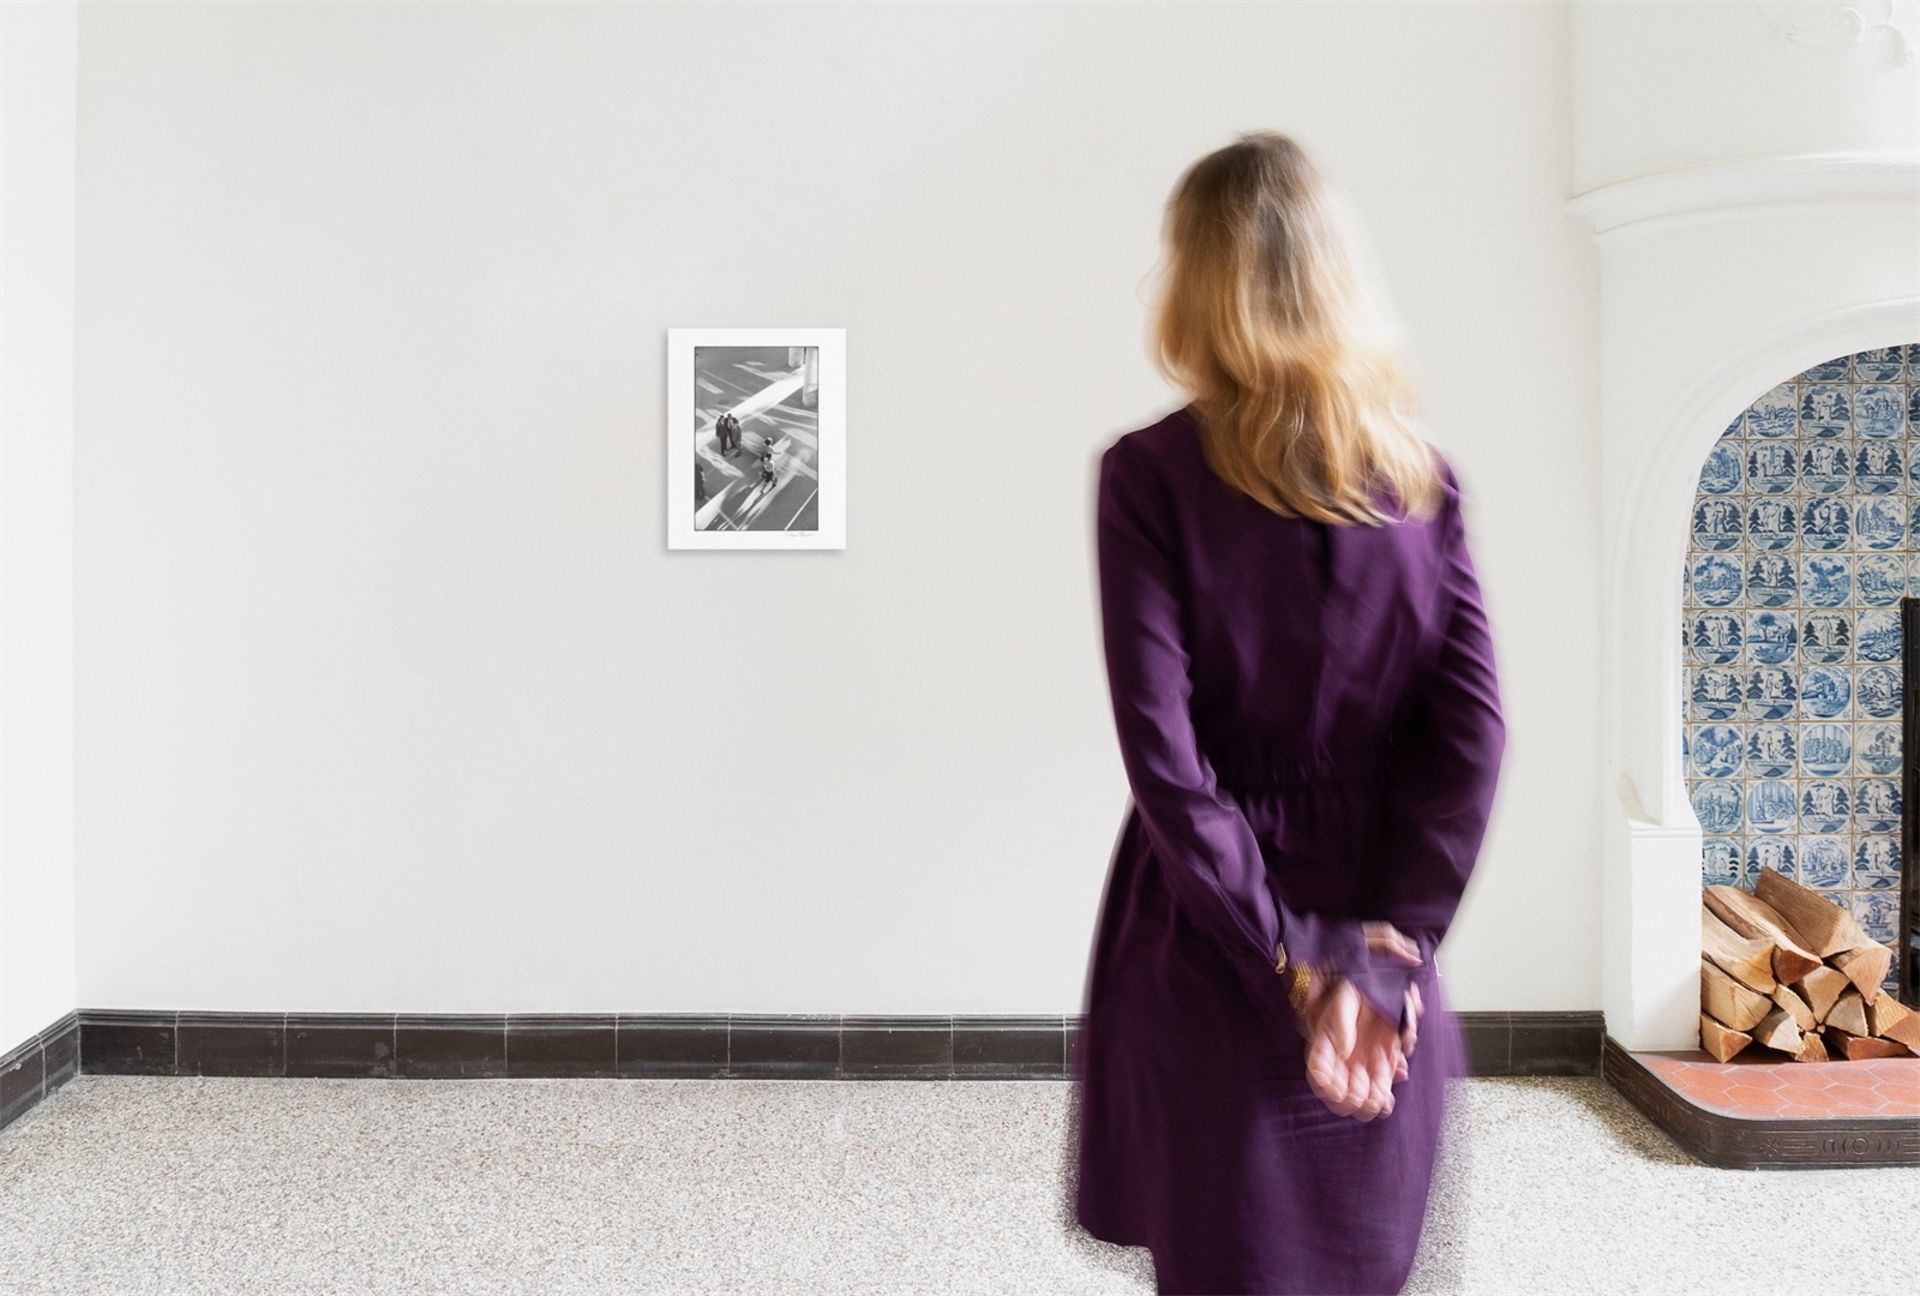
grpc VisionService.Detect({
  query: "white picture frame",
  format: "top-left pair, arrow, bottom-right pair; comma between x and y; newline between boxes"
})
667,327 -> 846,550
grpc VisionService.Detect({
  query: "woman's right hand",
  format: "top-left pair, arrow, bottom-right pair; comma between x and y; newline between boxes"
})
1362,920 -> 1421,966
1362,921 -> 1425,1077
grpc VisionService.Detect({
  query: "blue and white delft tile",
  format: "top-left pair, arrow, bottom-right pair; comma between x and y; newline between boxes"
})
1849,891 -> 1899,945
1854,609 -> 1900,662
1752,443 -> 1800,492
1690,555 -> 1743,607
1699,442 -> 1743,493
1800,611 -> 1850,662
1794,664 -> 1844,718
1692,780 -> 1744,835
1797,722 -> 1848,777
1853,836 -> 1901,890
1858,385 -> 1905,438
1744,610 -> 1795,664
1855,723 -> 1900,775
1688,724 -> 1743,779
1692,498 -> 1743,550
1800,385 -> 1851,435
1691,612 -> 1742,663
1854,347 -> 1904,382
1749,384 -> 1798,436
1799,553 -> 1848,606
1854,778 -> 1900,833
1798,780 -> 1849,834
1857,664 -> 1901,717
1855,440 -> 1902,493
1797,441 -> 1843,491
1801,497 -> 1850,549
1691,667 -> 1744,721
1745,836 -> 1795,885
1701,838 -> 1742,887
1746,722 -> 1797,776
1798,836 -> 1850,889
1744,779 -> 1798,833
1746,497 -> 1796,549
1855,501 -> 1905,551
1856,552 -> 1906,604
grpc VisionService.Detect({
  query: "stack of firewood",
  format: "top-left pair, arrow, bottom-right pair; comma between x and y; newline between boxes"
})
1700,869 -> 1918,1062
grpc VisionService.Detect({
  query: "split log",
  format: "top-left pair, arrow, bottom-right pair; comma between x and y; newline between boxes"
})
1753,868 -> 1870,956
1699,1014 -> 1752,1062
1864,995 -> 1920,1052
1752,1008 -> 1804,1055
1702,959 -> 1773,1032
1832,943 -> 1892,1005
1823,1028 -> 1910,1061
1702,907 -> 1776,994
1770,982 -> 1817,1032
1827,987 -> 1870,1037
1794,1030 -> 1830,1064
1794,965 -> 1850,1023
1703,886 -> 1823,984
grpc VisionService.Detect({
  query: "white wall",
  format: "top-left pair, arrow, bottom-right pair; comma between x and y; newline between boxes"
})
74,1 -> 1599,1015
1,0 -> 79,1054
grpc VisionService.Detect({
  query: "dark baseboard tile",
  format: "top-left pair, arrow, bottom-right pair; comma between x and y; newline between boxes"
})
178,1012 -> 285,1077
1,1013 -> 81,1132
1459,1011 -> 1603,1077
78,1009 -> 177,1077
396,1015 -> 507,1080
616,1014 -> 726,1078
44,1010 -> 1602,1087
727,1013 -> 842,1077
841,1016 -> 951,1079
287,1014 -> 399,1078
962,1015 -> 1069,1079
507,1015 -> 616,1079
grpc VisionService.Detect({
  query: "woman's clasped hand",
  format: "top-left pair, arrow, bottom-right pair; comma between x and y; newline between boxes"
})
1297,921 -> 1426,1122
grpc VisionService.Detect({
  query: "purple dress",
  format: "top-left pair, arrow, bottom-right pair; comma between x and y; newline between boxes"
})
1070,406 -> 1506,1295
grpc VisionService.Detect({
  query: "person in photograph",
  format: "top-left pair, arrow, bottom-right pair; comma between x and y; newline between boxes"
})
758,440 -> 778,494
1071,131 -> 1506,1295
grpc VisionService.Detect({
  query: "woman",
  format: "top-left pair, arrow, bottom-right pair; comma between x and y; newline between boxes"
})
1070,132 -> 1506,1295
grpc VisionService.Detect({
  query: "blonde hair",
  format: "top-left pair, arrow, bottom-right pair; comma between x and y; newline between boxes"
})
1151,131 -> 1442,524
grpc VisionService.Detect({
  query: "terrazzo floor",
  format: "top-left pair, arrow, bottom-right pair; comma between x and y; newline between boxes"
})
0,1075 -> 1914,1295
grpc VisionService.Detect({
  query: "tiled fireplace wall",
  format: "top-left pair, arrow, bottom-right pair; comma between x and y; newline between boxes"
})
1682,343 -> 1918,997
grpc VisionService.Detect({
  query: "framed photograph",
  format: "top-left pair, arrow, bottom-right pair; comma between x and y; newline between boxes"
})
667,327 -> 846,549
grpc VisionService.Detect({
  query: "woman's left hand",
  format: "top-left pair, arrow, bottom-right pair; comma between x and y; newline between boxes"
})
1301,977 -> 1404,1121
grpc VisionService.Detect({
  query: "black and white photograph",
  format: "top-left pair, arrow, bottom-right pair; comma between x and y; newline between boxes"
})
668,328 -> 846,549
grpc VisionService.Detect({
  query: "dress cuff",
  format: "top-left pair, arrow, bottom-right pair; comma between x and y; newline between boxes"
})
1267,920 -> 1429,1031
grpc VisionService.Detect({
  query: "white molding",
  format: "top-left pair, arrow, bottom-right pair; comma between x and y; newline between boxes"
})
1568,152 -> 1920,236
1754,0 -> 1918,64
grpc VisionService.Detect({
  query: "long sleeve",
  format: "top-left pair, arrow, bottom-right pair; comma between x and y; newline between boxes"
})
1095,436 -> 1373,1017
1350,467 -> 1507,1017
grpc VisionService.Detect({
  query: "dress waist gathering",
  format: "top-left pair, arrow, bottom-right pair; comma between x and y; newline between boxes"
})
1204,744 -> 1394,797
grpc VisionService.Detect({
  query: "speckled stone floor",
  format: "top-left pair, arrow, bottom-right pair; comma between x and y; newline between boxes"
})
0,1075 -> 1913,1294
